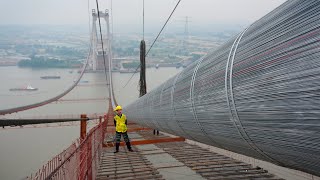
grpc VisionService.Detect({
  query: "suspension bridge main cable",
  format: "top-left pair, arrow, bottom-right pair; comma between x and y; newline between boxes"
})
123,0 -> 182,88
95,0 -> 112,101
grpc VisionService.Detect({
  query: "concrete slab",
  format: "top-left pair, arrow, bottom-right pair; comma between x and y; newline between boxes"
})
158,166 -> 205,180
135,144 -> 165,155
135,144 -> 160,151
141,149 -> 165,155
144,153 -> 184,168
141,144 -> 206,180
127,132 -> 143,139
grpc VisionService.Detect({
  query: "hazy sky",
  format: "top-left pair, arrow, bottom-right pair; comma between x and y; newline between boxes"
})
0,0 -> 286,32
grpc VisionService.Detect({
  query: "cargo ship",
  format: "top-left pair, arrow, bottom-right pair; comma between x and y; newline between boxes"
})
40,76 -> 61,79
9,85 -> 38,91
119,68 -> 140,73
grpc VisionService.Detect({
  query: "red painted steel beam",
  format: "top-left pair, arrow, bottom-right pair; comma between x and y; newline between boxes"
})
106,127 -> 152,133
103,137 -> 185,147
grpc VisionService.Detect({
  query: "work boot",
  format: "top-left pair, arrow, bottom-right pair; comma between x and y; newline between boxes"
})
114,143 -> 120,153
126,142 -> 133,152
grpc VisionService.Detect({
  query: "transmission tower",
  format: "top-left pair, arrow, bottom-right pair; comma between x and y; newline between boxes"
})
182,16 -> 190,53
176,16 -> 191,55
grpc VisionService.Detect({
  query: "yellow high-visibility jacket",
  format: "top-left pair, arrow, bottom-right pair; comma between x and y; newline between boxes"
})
114,114 -> 127,133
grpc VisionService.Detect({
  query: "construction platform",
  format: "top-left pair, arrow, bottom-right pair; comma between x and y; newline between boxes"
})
97,124 -> 283,180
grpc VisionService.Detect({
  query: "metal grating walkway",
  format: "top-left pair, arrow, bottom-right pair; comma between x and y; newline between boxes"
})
97,149 -> 164,180
97,129 -> 283,180
157,142 -> 283,180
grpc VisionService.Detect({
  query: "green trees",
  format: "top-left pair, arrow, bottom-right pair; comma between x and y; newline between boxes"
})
122,61 -> 140,68
18,56 -> 80,68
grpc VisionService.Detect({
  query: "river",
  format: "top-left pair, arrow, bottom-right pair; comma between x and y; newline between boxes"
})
0,66 -> 182,180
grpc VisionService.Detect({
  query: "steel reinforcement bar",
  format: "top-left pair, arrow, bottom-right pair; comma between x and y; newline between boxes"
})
0,118 -> 92,127
124,0 -> 320,176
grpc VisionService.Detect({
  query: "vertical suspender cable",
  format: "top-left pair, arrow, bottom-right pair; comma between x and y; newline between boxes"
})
123,0 -> 182,88
143,0 -> 145,40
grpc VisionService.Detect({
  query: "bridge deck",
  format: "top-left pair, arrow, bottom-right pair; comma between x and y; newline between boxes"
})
97,126 -> 283,180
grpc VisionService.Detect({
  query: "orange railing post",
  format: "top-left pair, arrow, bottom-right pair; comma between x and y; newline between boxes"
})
87,136 -> 92,180
103,114 -> 108,141
80,114 -> 87,140
80,114 -> 87,179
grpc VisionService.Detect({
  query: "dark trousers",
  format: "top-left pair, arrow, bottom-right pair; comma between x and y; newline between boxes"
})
115,131 -> 132,151
115,131 -> 130,143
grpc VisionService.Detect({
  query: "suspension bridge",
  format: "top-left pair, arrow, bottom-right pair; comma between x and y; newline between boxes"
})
1,0 -> 320,179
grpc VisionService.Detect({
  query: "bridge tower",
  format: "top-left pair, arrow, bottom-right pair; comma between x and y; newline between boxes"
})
90,9 -> 112,71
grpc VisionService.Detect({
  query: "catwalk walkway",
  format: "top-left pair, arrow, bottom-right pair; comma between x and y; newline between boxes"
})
97,124 -> 282,180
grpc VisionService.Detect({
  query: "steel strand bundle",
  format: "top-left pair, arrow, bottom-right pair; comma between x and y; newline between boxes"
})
124,0 -> 320,176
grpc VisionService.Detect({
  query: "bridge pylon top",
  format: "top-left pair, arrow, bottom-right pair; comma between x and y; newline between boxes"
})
92,9 -> 109,18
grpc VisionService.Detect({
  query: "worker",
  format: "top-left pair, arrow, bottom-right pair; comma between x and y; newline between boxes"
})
114,105 -> 133,153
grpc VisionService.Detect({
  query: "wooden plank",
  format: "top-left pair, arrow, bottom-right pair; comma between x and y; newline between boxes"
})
206,173 -> 274,180
98,168 -> 157,176
99,162 -> 151,168
192,163 -> 251,171
98,166 -> 154,173
197,167 -> 262,174
97,170 -> 160,179
201,169 -> 269,178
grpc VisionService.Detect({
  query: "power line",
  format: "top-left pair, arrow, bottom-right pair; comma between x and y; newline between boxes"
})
123,0 -> 182,88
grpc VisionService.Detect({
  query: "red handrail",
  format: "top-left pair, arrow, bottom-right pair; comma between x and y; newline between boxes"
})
27,113 -> 109,180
